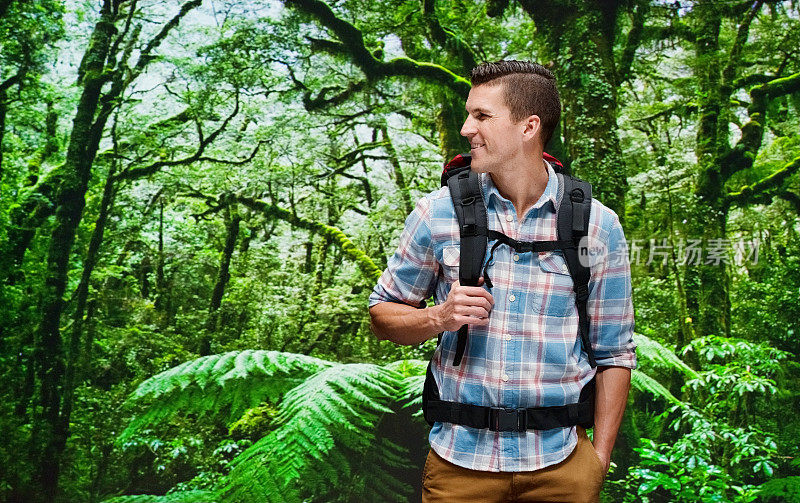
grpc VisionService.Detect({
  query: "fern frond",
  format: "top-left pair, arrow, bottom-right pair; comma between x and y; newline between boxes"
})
383,359 -> 428,377
101,490 -> 218,503
631,370 -> 682,404
398,374 -> 426,420
218,363 -> 405,503
634,333 -> 698,378
340,436 -> 415,503
119,351 -> 333,443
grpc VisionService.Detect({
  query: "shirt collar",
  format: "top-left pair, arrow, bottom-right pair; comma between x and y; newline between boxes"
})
481,161 -> 559,213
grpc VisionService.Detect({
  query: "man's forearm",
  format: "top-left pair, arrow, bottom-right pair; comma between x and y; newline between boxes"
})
592,366 -> 632,467
369,302 -> 444,345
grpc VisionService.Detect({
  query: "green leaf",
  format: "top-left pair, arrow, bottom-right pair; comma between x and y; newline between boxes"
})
118,351 -> 334,443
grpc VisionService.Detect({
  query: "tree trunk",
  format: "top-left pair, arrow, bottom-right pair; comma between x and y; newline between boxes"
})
62,162 -> 118,435
30,0 -> 202,492
436,89 -> 466,161
685,0 -> 730,338
201,205 -> 241,355
519,0 -> 628,218
154,199 -> 166,311
30,3 -> 118,499
0,85 -> 7,178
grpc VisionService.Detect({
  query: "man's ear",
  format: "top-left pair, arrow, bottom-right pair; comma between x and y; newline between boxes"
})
522,115 -> 541,143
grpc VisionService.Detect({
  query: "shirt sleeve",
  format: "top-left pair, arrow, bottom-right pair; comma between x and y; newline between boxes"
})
369,195 -> 439,308
588,210 -> 637,369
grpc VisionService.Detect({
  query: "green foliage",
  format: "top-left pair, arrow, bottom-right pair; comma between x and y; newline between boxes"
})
757,476 -> 800,503
219,362 -> 408,502
119,351 -> 333,442
635,332 -> 698,379
102,490 -> 219,503
117,352 -> 423,502
630,371 -> 681,405
1,0 -> 799,501
227,403 -> 280,440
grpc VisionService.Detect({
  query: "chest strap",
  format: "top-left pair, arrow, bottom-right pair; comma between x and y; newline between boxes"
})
481,230 -> 573,288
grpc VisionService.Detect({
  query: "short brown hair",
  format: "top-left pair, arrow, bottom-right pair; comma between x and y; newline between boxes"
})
470,60 -> 561,148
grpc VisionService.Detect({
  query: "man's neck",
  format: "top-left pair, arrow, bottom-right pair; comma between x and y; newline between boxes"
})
489,151 -> 549,221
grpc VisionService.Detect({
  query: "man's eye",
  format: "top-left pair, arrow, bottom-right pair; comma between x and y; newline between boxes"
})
477,113 -> 488,119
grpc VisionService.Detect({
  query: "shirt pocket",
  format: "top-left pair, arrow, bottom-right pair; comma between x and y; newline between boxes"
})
532,251 -> 575,317
441,245 -> 460,284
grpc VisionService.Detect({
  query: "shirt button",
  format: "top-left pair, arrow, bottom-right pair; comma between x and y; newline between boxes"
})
509,294 -> 516,302
501,373 -> 509,382
506,335 -> 512,341
513,254 -> 520,262
505,214 -> 514,222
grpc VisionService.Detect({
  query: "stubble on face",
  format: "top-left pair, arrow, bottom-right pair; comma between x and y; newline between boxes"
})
461,83 -> 524,175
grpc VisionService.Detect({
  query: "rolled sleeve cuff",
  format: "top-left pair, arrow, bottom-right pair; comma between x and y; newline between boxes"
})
594,346 -> 638,369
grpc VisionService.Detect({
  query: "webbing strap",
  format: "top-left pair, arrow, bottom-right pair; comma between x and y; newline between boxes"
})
557,174 -> 596,368
446,169 -> 487,366
486,230 -> 572,253
423,375 -> 596,431
482,231 -> 574,288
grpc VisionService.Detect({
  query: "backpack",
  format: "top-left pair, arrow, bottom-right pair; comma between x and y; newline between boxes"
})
421,153 -> 597,432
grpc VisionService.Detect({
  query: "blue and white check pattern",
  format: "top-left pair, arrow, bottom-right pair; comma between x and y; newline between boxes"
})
369,164 -> 636,472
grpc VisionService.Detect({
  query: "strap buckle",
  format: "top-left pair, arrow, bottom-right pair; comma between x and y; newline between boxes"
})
461,223 -> 477,236
489,407 -> 527,432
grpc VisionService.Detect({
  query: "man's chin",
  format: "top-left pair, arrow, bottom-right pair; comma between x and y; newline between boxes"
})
470,163 -> 490,174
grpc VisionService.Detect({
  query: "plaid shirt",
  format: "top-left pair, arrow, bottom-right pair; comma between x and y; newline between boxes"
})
369,164 -> 636,472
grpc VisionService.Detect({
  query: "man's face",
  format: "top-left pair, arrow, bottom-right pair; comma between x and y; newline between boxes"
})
460,83 -> 529,174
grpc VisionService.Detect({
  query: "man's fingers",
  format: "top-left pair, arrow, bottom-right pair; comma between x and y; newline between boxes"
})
454,315 -> 490,326
455,305 -> 490,318
456,289 -> 494,306
451,281 -> 494,304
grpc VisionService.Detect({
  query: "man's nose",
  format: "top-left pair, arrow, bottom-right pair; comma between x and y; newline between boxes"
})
461,115 -> 475,137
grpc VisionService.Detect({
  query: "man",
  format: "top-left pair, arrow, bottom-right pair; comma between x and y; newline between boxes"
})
369,60 -> 636,503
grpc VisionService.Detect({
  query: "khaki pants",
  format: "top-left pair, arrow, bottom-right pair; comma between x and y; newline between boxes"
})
421,428 -> 606,503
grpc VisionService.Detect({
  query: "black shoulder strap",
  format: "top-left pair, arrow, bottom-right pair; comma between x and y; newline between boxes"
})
556,173 -> 596,368
445,169 -> 487,366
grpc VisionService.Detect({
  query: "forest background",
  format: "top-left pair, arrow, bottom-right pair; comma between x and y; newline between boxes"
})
1,0 -> 799,502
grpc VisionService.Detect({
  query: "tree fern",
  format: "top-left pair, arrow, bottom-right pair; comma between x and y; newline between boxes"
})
218,363 -> 405,502
119,350 -> 333,443
630,370 -> 682,404
328,435 -> 415,503
386,359 -> 429,420
634,332 -> 698,378
101,490 -> 219,503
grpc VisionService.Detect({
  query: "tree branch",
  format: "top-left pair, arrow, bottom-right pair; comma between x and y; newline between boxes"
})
115,92 -> 241,181
285,0 -> 470,95
721,1 -> 763,90
725,156 -> 800,208
304,79 -> 367,111
722,72 -> 800,178
733,73 -> 777,90
196,140 -> 266,165
421,0 -> 476,72
617,1 -> 648,83
236,195 -> 382,283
